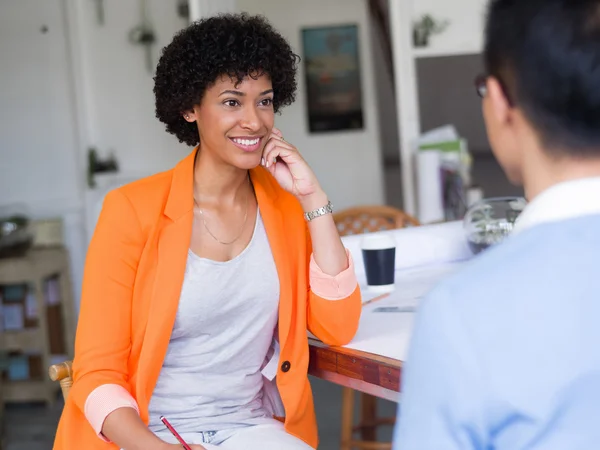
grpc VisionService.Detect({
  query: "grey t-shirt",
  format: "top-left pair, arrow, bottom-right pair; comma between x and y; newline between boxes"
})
148,210 -> 280,433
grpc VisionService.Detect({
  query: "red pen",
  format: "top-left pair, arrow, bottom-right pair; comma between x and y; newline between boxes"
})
160,416 -> 192,450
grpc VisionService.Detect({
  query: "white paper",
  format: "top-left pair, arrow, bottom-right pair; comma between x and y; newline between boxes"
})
417,149 -> 445,224
342,221 -> 472,287
417,125 -> 459,146
344,262 -> 466,361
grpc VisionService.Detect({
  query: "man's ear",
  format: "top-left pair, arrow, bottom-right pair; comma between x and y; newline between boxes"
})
487,77 -> 512,125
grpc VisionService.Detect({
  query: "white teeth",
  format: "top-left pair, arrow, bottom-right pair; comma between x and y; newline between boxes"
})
233,138 -> 259,146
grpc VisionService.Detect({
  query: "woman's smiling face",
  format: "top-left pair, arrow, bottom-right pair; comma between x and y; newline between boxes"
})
186,73 -> 275,170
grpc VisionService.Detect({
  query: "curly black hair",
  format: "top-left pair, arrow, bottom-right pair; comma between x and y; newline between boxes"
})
153,13 -> 300,147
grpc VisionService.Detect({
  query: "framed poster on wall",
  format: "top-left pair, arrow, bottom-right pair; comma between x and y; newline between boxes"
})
301,24 -> 364,133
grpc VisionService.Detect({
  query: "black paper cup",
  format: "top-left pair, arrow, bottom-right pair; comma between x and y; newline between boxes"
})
361,234 -> 396,293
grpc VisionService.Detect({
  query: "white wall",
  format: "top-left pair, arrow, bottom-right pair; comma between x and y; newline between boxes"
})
412,0 -> 487,56
237,0 -> 385,209
0,0 -> 87,309
190,0 -> 238,18
0,0 -> 190,312
0,0 -> 82,210
72,0 -> 190,174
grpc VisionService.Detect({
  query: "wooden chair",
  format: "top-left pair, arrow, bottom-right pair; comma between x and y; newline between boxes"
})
48,360 -> 73,400
333,205 -> 419,236
333,205 -> 419,450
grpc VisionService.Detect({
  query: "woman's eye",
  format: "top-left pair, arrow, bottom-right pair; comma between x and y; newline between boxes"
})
261,98 -> 273,107
224,99 -> 239,107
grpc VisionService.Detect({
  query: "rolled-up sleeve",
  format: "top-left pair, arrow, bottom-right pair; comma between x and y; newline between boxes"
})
309,249 -> 358,300
305,225 -> 362,346
85,384 -> 140,441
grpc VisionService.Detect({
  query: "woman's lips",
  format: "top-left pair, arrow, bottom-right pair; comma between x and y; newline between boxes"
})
230,136 -> 262,152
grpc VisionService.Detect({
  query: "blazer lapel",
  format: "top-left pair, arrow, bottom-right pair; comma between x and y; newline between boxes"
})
138,150 -> 196,411
251,168 -> 293,351
137,157 -> 294,410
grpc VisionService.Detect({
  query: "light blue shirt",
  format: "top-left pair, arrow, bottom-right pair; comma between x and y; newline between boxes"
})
394,177 -> 600,450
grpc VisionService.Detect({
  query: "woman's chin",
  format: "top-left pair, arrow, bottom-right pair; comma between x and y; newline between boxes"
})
233,157 -> 262,171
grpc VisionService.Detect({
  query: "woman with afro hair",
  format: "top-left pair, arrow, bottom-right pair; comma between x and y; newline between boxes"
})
53,13 -> 361,450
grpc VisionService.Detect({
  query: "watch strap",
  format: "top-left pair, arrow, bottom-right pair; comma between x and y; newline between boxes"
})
304,201 -> 334,221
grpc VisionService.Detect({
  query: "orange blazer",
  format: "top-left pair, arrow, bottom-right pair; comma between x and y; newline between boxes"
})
53,149 -> 362,449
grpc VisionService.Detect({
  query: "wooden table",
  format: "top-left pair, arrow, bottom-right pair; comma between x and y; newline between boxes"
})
308,338 -> 402,402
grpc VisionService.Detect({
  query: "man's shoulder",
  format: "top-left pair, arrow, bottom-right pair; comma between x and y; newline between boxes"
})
429,217 -> 600,308
440,227 -> 550,288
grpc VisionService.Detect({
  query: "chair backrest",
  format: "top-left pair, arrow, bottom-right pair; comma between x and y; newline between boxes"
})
333,205 -> 420,237
49,360 -> 73,400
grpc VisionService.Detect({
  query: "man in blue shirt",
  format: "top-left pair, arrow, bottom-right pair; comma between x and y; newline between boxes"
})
393,1 -> 600,449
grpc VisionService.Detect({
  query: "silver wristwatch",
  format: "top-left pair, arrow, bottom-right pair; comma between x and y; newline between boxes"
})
304,201 -> 334,221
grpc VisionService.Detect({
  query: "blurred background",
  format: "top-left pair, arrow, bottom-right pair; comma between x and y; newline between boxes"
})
0,0 -> 520,448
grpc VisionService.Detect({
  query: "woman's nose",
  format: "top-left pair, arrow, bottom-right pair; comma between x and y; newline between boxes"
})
240,106 -> 261,130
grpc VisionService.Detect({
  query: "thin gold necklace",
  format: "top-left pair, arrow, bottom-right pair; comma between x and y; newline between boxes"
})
193,176 -> 250,245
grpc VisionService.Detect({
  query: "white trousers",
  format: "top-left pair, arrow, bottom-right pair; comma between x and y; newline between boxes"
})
156,419 -> 313,450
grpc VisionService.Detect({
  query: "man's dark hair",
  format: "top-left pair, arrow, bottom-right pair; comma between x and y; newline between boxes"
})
154,13 -> 300,147
484,0 -> 600,156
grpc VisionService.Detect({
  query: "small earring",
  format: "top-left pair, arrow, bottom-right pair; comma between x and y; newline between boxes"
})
184,114 -> 190,120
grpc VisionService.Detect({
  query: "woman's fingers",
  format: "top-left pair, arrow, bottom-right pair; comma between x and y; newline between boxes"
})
263,145 -> 294,169
262,137 -> 295,167
271,127 -> 284,138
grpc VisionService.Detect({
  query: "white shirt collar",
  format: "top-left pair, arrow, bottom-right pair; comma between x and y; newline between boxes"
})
513,176 -> 600,234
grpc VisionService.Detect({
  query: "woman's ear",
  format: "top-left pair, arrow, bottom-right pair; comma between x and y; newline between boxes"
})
182,110 -> 196,122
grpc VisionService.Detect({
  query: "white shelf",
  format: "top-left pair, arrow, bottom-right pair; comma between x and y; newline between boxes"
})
0,248 -> 76,405
4,328 -> 43,349
3,379 -> 57,404
412,45 -> 482,59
